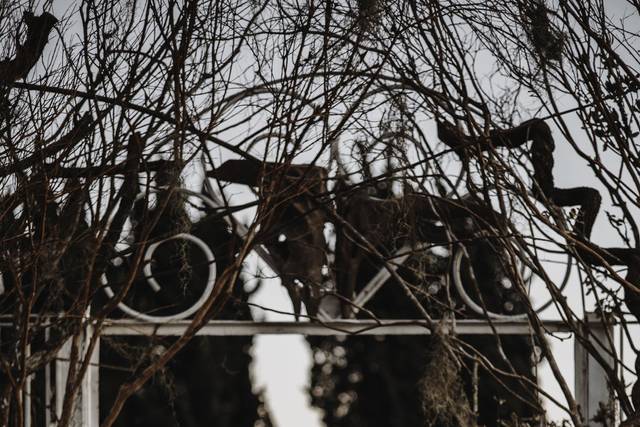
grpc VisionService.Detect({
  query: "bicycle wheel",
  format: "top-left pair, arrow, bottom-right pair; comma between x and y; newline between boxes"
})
452,237 -> 571,320
101,188 -> 222,322
101,232 -> 217,322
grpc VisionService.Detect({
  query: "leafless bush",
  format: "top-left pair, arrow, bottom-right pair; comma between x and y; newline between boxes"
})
0,0 -> 639,425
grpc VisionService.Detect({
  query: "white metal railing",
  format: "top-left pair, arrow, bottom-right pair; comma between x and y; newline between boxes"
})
25,314 -> 612,427
99,318 -> 570,336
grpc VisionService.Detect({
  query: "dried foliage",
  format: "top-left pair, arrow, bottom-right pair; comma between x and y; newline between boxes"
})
520,0 -> 566,65
420,334 -> 477,427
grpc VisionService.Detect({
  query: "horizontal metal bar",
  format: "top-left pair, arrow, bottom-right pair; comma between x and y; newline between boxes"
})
99,319 -> 576,336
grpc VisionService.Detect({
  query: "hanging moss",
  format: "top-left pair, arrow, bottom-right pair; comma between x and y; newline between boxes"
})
420,334 -> 477,427
355,0 -> 381,34
521,0 -> 565,65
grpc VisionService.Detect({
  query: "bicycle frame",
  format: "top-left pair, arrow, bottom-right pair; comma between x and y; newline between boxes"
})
101,162 -> 569,323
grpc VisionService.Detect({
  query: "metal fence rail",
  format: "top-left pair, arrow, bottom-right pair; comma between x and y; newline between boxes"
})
99,318 -> 574,336
14,316 -> 615,426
